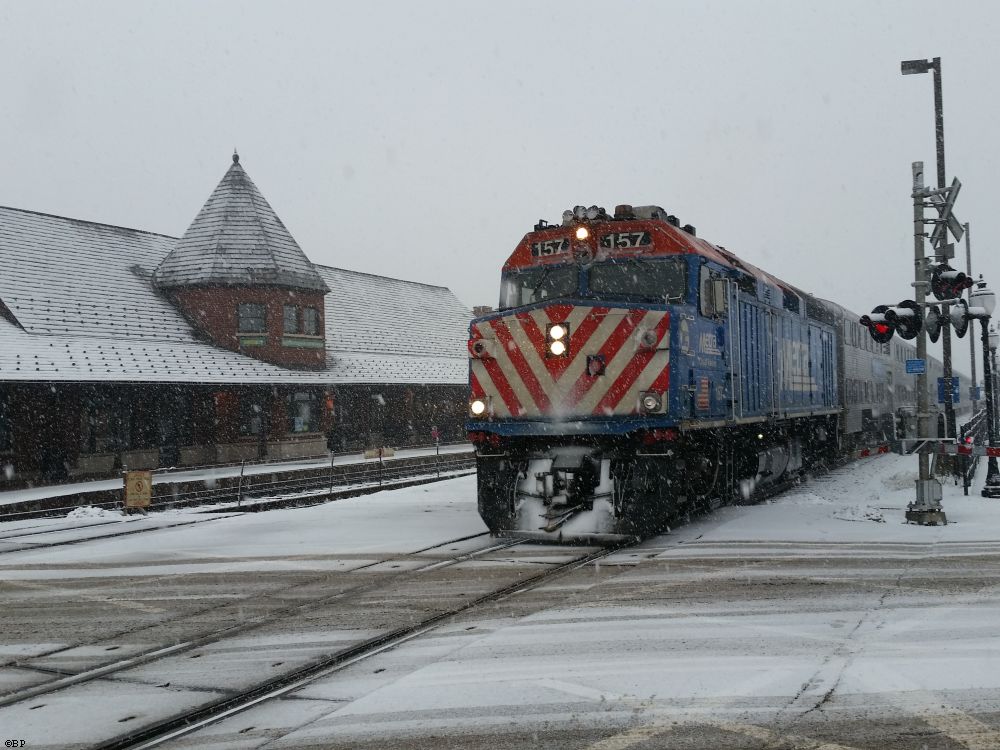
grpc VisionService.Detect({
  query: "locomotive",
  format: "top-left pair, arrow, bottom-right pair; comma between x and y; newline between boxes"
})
466,204 -> 942,542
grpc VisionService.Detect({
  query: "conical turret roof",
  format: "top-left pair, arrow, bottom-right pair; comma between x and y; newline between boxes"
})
154,154 -> 329,293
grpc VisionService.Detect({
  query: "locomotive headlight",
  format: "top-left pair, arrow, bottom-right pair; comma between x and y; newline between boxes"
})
470,399 -> 487,417
546,322 -> 570,357
641,392 -> 661,413
575,226 -> 590,240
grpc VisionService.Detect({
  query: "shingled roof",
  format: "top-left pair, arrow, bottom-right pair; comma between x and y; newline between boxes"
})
153,154 -> 329,293
0,206 -> 470,384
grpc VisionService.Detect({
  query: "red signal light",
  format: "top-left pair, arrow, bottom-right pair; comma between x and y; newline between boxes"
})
860,305 -> 895,344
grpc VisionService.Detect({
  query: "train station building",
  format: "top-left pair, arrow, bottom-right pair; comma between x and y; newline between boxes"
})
0,154 -> 471,486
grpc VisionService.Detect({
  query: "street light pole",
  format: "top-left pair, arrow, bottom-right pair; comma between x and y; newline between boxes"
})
902,56 -> 957,442
980,319 -> 999,497
965,223 -> 978,414
991,325 -> 999,439
968,279 -> 1000,498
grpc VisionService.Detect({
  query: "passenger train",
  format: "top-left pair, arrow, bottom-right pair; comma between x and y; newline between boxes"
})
466,204 -> 944,542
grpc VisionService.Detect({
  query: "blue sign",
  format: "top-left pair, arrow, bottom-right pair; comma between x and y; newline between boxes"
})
937,376 -> 960,404
970,386 -> 983,401
906,359 -> 926,374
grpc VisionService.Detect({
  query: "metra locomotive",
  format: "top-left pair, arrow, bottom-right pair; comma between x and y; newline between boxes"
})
466,204 -> 944,543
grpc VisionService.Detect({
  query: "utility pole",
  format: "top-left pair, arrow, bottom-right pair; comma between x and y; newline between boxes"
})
907,162 -> 945,525
902,56 -> 956,441
965,222 -> 979,413
932,58 -> 957,443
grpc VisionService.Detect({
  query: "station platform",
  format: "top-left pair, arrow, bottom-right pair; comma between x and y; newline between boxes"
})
0,443 -> 474,519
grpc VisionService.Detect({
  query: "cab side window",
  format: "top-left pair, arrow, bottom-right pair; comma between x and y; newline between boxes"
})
699,264 -> 728,318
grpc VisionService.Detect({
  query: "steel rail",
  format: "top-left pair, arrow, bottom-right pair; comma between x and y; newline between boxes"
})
101,544 -> 622,750
0,454 -> 475,521
0,531 -> 506,709
0,513 -> 242,557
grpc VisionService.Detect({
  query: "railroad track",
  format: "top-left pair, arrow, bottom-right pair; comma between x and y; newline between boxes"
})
100,542 -> 622,750
0,453 -> 475,522
0,531 -> 509,709
0,513 -> 243,556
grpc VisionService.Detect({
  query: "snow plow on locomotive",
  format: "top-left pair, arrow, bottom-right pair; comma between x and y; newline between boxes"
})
467,204 -> 939,543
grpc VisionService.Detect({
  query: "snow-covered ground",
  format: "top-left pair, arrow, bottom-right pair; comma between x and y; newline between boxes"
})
4,454 -> 1000,749
174,455 -> 1000,749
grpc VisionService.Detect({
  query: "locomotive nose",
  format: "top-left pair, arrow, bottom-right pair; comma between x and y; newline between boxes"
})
468,302 -> 670,420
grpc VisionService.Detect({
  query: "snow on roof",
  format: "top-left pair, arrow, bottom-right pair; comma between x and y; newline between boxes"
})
153,155 -> 329,293
0,205 -> 471,385
0,207 -> 188,340
0,317 -> 335,383
318,266 -> 472,359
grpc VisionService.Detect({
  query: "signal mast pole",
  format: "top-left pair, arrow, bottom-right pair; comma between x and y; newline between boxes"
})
902,57 -> 956,442
931,59 -> 957,441
908,161 -> 945,524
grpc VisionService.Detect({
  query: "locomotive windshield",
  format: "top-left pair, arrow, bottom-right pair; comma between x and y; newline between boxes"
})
587,257 -> 687,303
499,265 -> 578,309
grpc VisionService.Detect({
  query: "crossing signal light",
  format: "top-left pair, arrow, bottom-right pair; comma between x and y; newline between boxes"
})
930,263 -> 973,300
859,305 -> 895,344
950,299 -> 970,338
884,300 -> 921,340
925,304 -> 942,343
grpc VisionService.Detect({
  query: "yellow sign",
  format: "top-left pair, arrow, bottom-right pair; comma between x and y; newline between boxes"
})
124,470 -> 153,508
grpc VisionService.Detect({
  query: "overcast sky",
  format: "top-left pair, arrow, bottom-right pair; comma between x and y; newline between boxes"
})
2,0 -> 998,372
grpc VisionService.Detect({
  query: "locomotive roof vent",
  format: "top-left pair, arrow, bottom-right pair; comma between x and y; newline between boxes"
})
614,204 -> 635,219
632,205 -> 669,220
682,224 -> 697,236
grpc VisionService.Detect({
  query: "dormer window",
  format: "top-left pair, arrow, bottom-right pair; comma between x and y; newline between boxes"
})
283,304 -> 299,334
238,303 -> 266,333
303,307 -> 320,335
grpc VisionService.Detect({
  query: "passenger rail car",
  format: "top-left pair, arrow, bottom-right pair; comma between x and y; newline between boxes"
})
467,204 -> 942,542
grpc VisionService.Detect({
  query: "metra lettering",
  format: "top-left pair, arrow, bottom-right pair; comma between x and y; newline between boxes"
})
698,332 -> 721,355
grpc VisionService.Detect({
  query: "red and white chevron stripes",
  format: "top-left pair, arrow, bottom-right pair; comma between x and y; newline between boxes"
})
469,304 -> 670,419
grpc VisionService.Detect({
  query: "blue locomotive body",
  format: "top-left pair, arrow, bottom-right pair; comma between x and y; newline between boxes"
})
467,205 -> 940,542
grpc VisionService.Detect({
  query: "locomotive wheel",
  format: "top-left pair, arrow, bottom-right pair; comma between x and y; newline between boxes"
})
683,444 -> 721,513
476,457 -> 520,534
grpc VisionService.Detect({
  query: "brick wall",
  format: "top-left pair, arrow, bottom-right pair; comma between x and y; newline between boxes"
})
168,286 -> 326,369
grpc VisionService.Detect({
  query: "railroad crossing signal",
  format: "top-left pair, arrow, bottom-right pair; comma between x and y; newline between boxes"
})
949,299 -> 971,338
884,300 -> 921,340
924,304 -> 942,343
930,262 -> 973,300
860,301 -> 943,344
928,178 -> 964,250
859,305 -> 895,343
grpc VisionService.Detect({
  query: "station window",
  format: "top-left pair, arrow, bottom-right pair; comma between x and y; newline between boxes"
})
238,303 -> 266,333
239,398 -> 265,436
288,392 -> 319,433
80,394 -> 128,453
0,391 -> 12,452
283,305 -> 299,334
303,307 -> 320,335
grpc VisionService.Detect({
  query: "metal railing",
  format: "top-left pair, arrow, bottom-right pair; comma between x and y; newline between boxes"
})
958,409 -> 989,494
